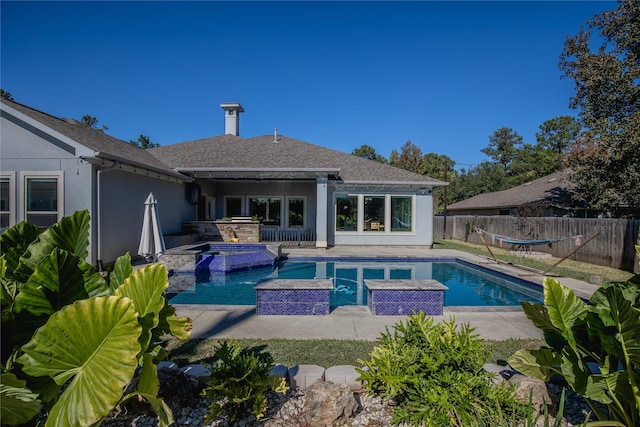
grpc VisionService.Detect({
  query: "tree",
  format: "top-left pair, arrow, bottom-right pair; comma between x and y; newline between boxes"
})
130,134 -> 160,149
508,115 -> 582,185
536,116 -> 581,154
81,115 -> 108,131
351,144 -> 387,163
422,153 -> 455,213
0,89 -> 13,100
389,140 -> 424,174
560,0 -> 640,216
447,162 -> 507,204
481,127 -> 523,173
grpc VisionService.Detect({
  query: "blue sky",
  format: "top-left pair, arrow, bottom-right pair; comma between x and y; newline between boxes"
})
1,1 -> 613,169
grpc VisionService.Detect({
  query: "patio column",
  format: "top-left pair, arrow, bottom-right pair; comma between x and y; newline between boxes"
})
315,176 -> 328,248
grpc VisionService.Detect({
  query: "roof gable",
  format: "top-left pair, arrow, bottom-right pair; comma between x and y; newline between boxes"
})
1,98 -> 186,180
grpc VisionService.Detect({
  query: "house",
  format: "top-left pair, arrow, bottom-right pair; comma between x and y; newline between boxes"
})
0,98 -> 192,268
1,99 -> 446,266
445,170 -> 598,217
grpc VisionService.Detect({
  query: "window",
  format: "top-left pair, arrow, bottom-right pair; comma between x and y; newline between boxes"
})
22,173 -> 63,229
249,197 -> 281,226
225,196 -> 243,217
336,195 -> 358,231
391,196 -> 412,232
0,176 -> 13,232
287,197 -> 304,227
364,195 -> 385,232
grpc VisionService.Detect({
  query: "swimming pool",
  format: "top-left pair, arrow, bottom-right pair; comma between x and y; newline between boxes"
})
167,258 -> 543,307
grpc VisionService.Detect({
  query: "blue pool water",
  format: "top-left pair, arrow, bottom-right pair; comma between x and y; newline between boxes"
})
168,259 -> 543,307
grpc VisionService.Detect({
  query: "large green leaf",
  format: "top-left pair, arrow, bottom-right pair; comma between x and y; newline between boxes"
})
14,249 -> 108,317
520,301 -> 566,350
0,372 -> 41,426
154,300 -> 192,343
507,348 -> 561,382
592,284 -> 640,368
115,264 -> 169,353
108,252 -> 133,293
0,221 -> 42,279
14,210 -> 90,281
17,296 -> 141,427
543,278 -> 587,354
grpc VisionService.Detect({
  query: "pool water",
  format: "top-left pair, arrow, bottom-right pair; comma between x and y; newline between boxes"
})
168,259 -> 543,307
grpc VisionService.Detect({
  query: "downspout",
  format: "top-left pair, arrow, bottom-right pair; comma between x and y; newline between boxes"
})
96,160 -> 120,272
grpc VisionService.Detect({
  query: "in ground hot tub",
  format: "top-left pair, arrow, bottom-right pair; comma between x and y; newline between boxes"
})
195,243 -> 279,280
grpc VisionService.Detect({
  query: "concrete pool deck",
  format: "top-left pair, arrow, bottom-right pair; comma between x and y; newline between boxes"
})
169,246 -> 602,342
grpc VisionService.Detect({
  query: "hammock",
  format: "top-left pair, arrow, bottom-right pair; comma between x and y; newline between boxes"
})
475,227 -> 587,247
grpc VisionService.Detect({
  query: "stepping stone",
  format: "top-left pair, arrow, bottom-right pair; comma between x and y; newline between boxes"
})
324,365 -> 362,391
288,364 -> 325,390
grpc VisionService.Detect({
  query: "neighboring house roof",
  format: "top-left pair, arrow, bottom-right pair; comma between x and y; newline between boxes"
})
149,134 -> 446,186
1,98 -> 188,181
447,170 -> 579,211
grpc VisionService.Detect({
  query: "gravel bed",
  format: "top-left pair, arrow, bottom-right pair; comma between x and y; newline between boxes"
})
100,381 -> 601,427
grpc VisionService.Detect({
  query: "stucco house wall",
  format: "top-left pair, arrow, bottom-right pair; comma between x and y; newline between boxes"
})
97,170 -> 193,264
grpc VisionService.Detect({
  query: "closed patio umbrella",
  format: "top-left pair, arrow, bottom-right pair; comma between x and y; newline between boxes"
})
138,192 -> 166,263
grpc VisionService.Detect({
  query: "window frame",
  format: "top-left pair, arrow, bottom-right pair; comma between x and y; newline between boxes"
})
19,171 -> 64,229
335,193 -> 415,234
248,196 -> 282,226
0,172 -> 16,232
286,196 -> 306,228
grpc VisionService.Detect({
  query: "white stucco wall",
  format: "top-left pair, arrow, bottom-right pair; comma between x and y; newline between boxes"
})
97,170 -> 193,265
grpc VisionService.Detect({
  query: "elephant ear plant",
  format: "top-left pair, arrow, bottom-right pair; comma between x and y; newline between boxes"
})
0,210 -> 192,427
508,246 -> 640,427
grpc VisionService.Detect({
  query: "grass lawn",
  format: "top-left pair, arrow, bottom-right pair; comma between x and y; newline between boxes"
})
165,336 -> 546,368
433,238 -> 634,284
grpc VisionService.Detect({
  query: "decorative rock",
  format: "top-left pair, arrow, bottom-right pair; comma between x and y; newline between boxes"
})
483,363 -> 516,384
507,373 -> 553,412
270,364 -> 289,381
157,361 -> 178,371
324,365 -> 362,391
288,364 -> 325,390
180,364 -> 211,387
303,380 -> 359,426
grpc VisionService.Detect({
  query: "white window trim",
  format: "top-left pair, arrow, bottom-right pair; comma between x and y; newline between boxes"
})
390,194 -> 416,233
0,172 -> 16,230
286,196 -> 306,228
334,193 -> 360,233
248,195 -> 283,226
19,171 -> 64,225
334,193 -> 416,234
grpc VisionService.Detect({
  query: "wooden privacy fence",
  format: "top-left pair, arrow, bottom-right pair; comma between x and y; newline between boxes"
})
434,216 -> 640,273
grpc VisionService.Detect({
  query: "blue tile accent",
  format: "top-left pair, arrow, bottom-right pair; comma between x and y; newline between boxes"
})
368,288 -> 445,316
256,289 -> 330,315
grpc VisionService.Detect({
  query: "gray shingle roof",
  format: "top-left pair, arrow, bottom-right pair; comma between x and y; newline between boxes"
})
1,98 -> 186,180
447,170 -> 577,210
149,134 -> 445,185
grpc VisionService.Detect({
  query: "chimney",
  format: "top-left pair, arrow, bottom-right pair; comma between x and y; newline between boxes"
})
220,102 -> 244,136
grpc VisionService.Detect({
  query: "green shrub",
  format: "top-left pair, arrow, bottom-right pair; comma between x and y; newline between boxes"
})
356,312 -> 526,426
0,211 -> 191,427
508,261 -> 640,427
202,340 -> 288,424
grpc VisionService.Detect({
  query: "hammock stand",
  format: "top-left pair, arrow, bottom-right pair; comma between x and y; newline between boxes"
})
472,226 -> 599,277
